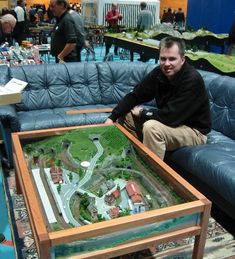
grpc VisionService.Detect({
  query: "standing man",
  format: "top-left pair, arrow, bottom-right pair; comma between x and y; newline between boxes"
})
50,0 -> 77,63
105,3 -> 122,56
227,21 -> 235,56
68,7 -> 85,62
174,8 -> 185,32
137,2 -> 153,31
105,36 -> 211,160
137,2 -> 153,61
14,0 -> 27,44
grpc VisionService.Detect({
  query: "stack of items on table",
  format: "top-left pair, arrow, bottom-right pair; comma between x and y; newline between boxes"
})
0,41 -> 42,66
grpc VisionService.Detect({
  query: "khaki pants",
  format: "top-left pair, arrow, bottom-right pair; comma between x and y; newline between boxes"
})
119,112 -> 207,160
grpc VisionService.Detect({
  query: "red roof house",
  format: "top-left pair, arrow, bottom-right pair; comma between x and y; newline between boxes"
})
126,181 -> 143,204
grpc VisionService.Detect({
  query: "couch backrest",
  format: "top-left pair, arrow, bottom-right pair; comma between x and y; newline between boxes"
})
198,70 -> 235,140
96,62 -> 156,104
9,62 -> 101,111
7,62 -> 235,140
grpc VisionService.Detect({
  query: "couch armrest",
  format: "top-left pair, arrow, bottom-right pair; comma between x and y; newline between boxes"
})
0,105 -> 20,132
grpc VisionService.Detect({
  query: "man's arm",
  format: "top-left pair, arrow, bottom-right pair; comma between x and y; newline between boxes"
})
57,43 -> 76,61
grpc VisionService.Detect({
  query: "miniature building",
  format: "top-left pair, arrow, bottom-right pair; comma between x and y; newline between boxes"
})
106,180 -> 115,190
105,194 -> 115,205
105,190 -> 120,205
126,181 -> 143,204
87,203 -> 98,219
112,189 -> 120,199
50,166 -> 63,184
109,207 -> 120,219
100,183 -> 108,194
126,181 -> 146,213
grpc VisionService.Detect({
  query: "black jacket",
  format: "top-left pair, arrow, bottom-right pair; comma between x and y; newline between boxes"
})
109,62 -> 211,135
50,11 -> 77,58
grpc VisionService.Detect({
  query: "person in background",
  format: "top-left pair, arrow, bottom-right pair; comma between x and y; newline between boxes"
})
227,21 -> 235,56
50,0 -> 78,63
105,36 -> 211,160
137,2 -> 153,31
0,14 -> 17,45
29,6 -> 37,25
68,6 -> 85,61
137,1 -> 153,62
174,8 -> 185,32
161,8 -> 174,25
105,3 -> 122,56
47,6 -> 54,23
14,0 -> 27,44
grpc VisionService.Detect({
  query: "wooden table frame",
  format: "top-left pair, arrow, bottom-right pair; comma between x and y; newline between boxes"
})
12,123 -> 211,259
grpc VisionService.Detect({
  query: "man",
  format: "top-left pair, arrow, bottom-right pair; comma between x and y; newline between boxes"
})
105,3 -> 122,55
137,2 -> 153,31
137,2 -> 153,62
174,8 -> 185,32
68,7 -> 85,62
14,0 -> 27,44
227,21 -> 235,56
50,0 -> 77,63
105,36 -> 211,160
0,14 -> 17,45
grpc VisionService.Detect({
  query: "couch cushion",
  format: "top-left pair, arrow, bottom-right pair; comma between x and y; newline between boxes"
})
200,71 -> 235,140
17,105 -> 114,131
9,63 -> 101,111
168,129 -> 235,206
96,62 -> 156,104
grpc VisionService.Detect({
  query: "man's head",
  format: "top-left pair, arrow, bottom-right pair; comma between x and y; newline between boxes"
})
111,3 -> 117,11
17,0 -> 24,7
0,14 -> 17,34
50,0 -> 68,18
140,2 -> 147,10
159,36 -> 186,80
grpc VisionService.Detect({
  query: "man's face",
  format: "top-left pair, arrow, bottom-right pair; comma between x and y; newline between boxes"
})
159,43 -> 185,80
2,22 -> 13,34
112,5 -> 117,11
50,0 -> 65,17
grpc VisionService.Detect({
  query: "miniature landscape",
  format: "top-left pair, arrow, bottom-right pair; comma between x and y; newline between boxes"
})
23,125 -> 185,232
21,125 -> 202,257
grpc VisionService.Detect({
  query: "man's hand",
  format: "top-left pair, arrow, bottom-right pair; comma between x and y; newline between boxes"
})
104,118 -> 114,125
131,106 -> 143,117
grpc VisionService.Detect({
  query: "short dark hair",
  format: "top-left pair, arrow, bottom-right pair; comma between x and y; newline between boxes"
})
159,36 -> 186,57
140,2 -> 147,9
55,0 -> 68,8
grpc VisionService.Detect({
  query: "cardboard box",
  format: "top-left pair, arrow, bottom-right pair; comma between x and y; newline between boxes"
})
0,78 -> 28,105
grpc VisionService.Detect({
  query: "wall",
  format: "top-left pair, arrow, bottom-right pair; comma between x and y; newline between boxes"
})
187,0 -> 235,33
0,0 -> 10,10
160,0 -> 188,19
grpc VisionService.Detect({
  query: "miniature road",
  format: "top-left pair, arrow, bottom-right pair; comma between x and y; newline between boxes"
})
78,139 -> 103,187
57,138 -> 104,226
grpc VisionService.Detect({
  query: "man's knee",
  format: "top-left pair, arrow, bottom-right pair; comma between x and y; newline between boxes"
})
143,120 -> 165,138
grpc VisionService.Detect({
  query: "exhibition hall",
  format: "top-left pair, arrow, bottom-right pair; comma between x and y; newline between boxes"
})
0,0 -> 235,258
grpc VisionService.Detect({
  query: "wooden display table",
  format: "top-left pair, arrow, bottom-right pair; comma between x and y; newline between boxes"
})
104,34 -> 235,76
12,122 -> 211,258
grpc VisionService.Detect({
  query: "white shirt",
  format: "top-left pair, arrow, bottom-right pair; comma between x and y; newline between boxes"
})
14,6 -> 25,22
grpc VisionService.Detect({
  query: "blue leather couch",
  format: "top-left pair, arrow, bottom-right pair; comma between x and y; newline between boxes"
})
0,62 -> 234,220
